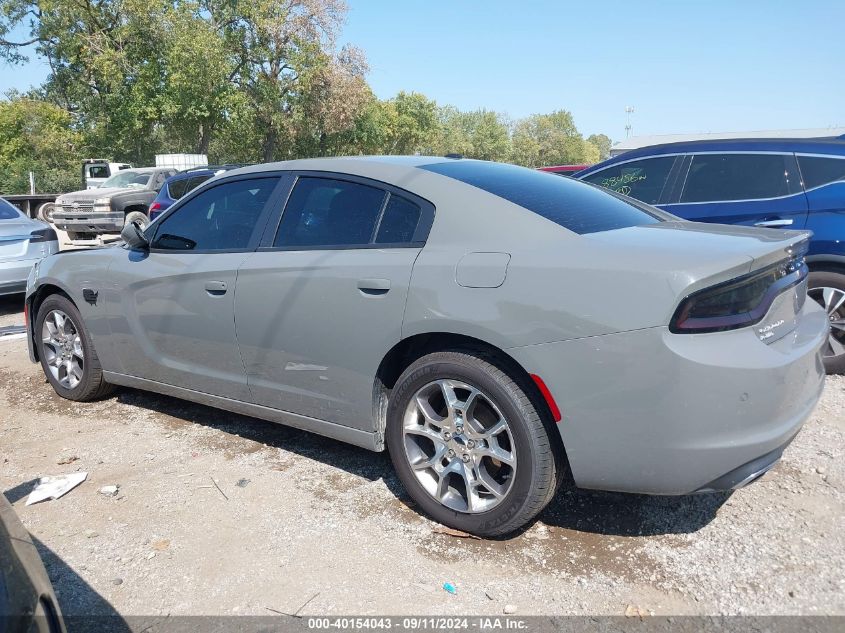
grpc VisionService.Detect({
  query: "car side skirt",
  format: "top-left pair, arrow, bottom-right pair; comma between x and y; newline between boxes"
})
103,372 -> 382,452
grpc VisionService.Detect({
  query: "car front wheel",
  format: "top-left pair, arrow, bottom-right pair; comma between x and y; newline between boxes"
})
386,350 -> 563,537
36,294 -> 115,401
807,270 -> 845,375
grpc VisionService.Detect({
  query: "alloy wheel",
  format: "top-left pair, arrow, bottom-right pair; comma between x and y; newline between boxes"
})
402,379 -> 516,513
808,286 -> 845,359
41,310 -> 84,389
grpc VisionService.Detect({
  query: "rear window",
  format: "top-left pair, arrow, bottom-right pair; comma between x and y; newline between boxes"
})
419,160 -> 660,234
0,199 -> 22,220
167,177 -> 190,199
798,156 -> 845,190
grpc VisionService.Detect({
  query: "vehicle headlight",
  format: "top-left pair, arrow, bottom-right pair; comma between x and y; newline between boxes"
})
94,197 -> 112,212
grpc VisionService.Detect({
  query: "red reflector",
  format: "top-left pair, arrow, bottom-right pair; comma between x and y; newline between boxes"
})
149,202 -> 161,211
24,301 -> 29,330
530,374 -> 562,423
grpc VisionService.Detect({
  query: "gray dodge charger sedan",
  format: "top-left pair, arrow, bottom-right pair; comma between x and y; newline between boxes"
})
24,157 -> 827,536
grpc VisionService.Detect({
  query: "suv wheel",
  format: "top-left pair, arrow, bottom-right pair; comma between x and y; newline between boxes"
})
807,270 -> 845,374
36,294 -> 116,401
386,350 -> 563,537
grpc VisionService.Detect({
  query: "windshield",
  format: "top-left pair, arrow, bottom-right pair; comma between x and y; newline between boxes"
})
0,199 -> 23,220
100,170 -> 152,189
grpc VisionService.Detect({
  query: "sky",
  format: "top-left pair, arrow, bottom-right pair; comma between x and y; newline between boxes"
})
1,0 -> 843,143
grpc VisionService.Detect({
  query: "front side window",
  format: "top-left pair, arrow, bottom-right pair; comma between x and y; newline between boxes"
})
151,177 -> 277,251
274,177 -> 387,248
681,154 -> 791,203
581,156 -> 676,204
798,156 -> 845,190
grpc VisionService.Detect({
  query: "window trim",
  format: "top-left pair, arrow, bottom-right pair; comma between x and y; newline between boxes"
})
146,174 -> 287,255
257,170 -> 436,252
665,151 -> 805,206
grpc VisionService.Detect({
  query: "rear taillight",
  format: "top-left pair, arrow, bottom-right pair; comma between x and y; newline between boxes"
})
29,227 -> 58,243
149,202 -> 162,220
670,245 -> 808,334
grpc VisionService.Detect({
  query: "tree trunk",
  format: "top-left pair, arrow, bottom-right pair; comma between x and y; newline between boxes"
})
262,126 -> 277,163
196,121 -> 213,155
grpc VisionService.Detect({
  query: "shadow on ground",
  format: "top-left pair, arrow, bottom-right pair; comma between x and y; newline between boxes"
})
32,536 -> 131,633
116,387 -> 728,539
0,294 -> 25,318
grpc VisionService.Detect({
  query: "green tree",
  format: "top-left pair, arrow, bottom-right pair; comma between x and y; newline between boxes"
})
511,110 -> 591,168
0,97 -> 84,194
433,107 -> 511,161
586,133 -> 612,160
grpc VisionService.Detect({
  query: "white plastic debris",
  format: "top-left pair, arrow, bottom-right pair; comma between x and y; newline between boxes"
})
26,472 -> 88,505
99,485 -> 119,497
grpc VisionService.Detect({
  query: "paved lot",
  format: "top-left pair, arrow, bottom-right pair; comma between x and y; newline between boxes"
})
1,293 -> 844,619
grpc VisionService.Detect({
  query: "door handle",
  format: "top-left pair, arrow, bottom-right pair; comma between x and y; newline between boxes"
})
357,278 -> 391,296
755,219 -> 794,228
205,280 -> 228,296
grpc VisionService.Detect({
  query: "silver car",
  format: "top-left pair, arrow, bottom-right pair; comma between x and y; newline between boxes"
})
24,157 -> 827,536
0,198 -> 59,296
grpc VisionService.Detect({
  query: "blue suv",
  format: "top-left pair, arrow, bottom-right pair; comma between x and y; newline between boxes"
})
577,137 -> 845,373
149,165 -> 245,221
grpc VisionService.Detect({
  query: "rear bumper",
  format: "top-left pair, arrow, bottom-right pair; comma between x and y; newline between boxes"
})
54,212 -> 123,233
508,299 -> 828,495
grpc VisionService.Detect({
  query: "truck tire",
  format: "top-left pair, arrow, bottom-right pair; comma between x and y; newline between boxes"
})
124,211 -> 149,230
37,202 -> 57,223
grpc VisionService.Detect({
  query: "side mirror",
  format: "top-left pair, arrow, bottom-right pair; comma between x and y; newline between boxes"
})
120,221 -> 149,250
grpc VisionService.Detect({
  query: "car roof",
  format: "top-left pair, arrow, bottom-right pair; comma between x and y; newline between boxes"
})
582,137 -> 845,173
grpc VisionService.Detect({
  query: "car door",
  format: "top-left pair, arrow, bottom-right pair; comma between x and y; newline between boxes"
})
106,175 -> 282,400
664,152 -> 808,229
797,153 -> 845,258
235,173 -> 434,430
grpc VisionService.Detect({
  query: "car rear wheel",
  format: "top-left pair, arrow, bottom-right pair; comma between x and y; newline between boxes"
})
386,350 -> 563,537
36,295 -> 115,401
807,270 -> 845,375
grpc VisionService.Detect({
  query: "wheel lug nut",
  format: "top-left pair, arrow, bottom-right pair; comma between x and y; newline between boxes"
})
461,454 -> 471,463
447,449 -> 456,458
466,440 -> 475,449
443,431 -> 452,440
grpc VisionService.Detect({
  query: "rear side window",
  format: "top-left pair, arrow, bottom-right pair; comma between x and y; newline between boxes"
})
375,195 -> 422,244
275,178 -> 387,248
151,177 -> 277,251
681,154 -> 791,202
167,178 -> 190,199
798,156 -> 845,190
581,156 -> 676,204
419,160 -> 660,234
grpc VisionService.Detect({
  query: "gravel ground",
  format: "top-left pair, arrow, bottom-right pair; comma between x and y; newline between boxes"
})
1,292 -> 843,619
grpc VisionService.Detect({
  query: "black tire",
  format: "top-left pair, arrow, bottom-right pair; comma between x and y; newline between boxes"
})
35,294 -> 116,401
124,211 -> 149,230
808,270 -> 845,375
386,349 -> 564,537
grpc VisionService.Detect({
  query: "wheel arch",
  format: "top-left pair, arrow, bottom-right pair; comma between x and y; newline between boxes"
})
373,332 -> 567,459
